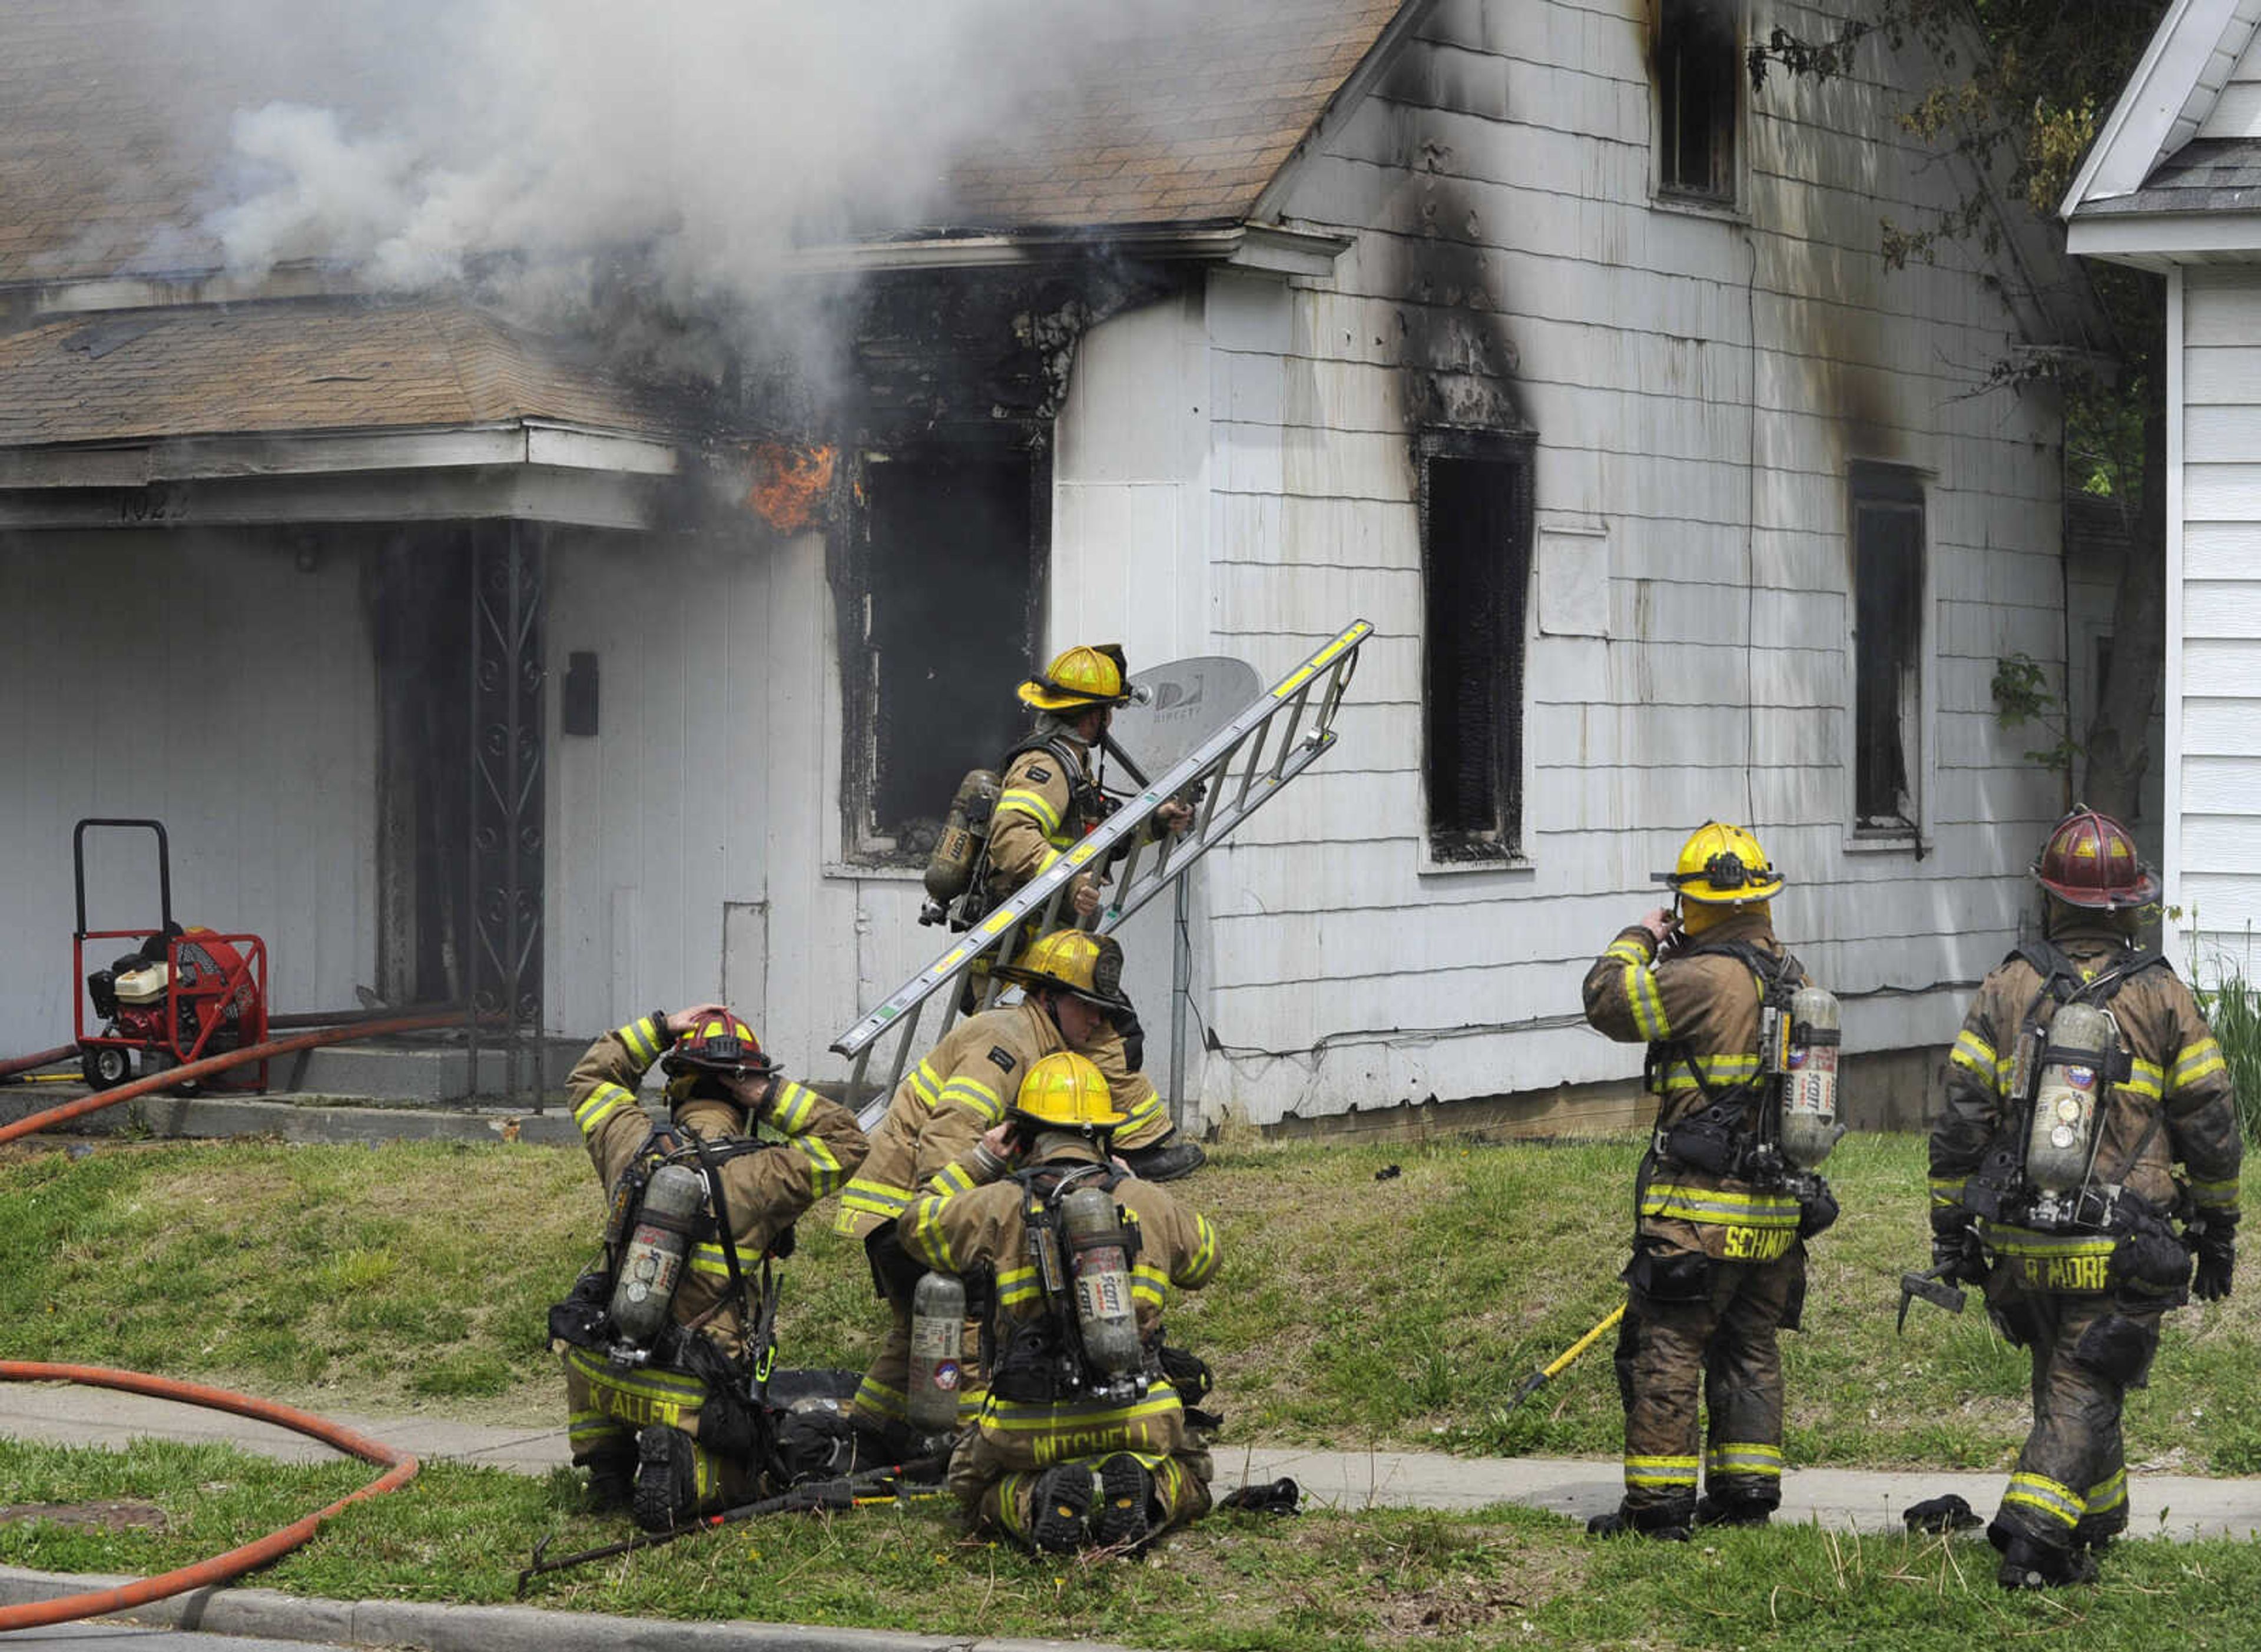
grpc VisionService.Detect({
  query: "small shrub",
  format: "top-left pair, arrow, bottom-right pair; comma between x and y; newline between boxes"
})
2193,962 -> 2261,1145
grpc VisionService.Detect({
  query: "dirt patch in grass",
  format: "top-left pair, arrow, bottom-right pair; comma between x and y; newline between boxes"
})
0,1498 -> 168,1532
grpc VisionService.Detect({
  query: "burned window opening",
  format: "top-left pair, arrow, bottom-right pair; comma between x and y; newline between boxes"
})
844,446 -> 1047,864
1656,0 -> 1739,204
1852,465 -> 1924,833
1420,433 -> 1533,861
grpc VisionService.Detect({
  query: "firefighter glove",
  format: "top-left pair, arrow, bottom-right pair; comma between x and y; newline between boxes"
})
1931,1223 -> 1988,1288
2192,1225 -> 2236,1303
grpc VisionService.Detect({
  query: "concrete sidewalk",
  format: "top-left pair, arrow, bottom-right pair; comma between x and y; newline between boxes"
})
7,1378 -> 2261,1540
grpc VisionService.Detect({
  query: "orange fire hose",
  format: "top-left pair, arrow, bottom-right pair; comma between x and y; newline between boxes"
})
0,1013 -> 473,1146
0,1362 -> 418,1632
0,1044 -> 77,1082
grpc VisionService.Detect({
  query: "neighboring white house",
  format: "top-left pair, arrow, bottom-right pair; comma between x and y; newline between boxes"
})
2064,0 -> 2261,986
0,0 -> 2098,1134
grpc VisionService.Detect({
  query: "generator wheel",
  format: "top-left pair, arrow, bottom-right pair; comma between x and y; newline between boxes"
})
80,1047 -> 130,1091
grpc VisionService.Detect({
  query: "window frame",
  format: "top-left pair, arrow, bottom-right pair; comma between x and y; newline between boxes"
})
1651,0 -> 1745,215
1845,462 -> 1932,851
832,439 -> 1052,872
1415,428 -> 1537,870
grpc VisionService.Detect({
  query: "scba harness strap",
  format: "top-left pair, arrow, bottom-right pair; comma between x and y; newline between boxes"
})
985,1163 -> 1148,1405
1645,941 -> 1804,1177
1004,732 -> 1115,837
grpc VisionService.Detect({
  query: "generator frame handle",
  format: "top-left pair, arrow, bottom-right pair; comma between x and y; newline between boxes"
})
73,818 -> 172,941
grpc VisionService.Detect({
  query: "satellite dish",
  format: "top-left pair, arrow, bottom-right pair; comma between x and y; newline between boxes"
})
1106,655 -> 1265,782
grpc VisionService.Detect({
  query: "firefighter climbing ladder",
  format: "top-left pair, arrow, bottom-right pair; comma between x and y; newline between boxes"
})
831,619 -> 1373,1129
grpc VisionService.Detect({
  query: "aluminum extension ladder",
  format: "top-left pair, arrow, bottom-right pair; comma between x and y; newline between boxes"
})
831,619 -> 1374,1128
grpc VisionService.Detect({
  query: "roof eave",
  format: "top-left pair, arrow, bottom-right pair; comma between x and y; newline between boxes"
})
2066,207 -> 2261,268
775,220 -> 1354,279
0,417 -> 682,490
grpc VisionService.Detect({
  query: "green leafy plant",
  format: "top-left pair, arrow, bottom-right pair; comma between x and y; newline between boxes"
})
1990,652 -> 2078,806
2192,954 -> 2261,1146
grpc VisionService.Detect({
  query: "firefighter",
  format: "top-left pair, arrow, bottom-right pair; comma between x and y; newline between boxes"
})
985,642 -> 1205,1182
1580,822 -> 1839,1540
553,1006 -> 869,1531
899,1050 -> 1221,1555
1931,808 -> 2240,1590
837,928 -> 1154,1455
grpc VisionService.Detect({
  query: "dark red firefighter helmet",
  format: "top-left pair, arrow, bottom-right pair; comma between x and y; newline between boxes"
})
2032,807 -> 2159,910
660,1010 -> 776,1103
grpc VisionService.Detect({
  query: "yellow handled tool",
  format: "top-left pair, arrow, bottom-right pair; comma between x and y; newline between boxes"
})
1506,1303 -> 1625,1411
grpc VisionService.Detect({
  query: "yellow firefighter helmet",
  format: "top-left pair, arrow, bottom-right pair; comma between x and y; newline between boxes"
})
1011,1050 -> 1125,1136
1017,644 -> 1132,712
1660,821 -> 1783,905
994,928 -> 1133,1010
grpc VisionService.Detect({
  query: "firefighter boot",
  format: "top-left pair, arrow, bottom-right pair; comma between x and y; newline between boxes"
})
632,1424 -> 701,1533
1092,1454 -> 1156,1553
1586,1502 -> 1692,1542
1120,1132 -> 1207,1182
1031,1463 -> 1095,1554
582,1448 -> 635,1512
1993,1528 -> 2097,1591
1694,1493 -> 1773,1529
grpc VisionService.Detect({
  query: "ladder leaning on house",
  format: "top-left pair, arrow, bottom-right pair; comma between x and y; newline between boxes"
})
829,618 -> 1375,1129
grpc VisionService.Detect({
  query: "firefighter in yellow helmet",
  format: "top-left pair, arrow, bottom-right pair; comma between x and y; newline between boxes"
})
983,642 -> 1204,1182
837,930 -> 1162,1458
551,1006 -> 868,1531
897,1050 -> 1222,1555
1579,822 -> 1841,1540
1931,808 -> 2240,1589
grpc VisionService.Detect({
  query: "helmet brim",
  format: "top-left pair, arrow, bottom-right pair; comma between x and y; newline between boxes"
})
994,967 -> 1132,1013
1017,679 -> 1122,712
2036,870 -> 2161,911
1676,875 -> 1785,904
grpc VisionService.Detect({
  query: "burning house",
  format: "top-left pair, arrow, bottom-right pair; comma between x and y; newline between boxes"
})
0,0 -> 2105,1133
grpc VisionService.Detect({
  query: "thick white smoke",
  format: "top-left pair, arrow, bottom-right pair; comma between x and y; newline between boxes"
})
203,2 -> 1158,314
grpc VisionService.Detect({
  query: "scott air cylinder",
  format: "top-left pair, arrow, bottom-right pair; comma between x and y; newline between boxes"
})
1776,985 -> 1846,1170
1059,1185 -> 1141,1382
920,768 -> 1000,924
906,1269 -> 969,1433
608,1162 -> 704,1348
2025,1001 -> 2117,1195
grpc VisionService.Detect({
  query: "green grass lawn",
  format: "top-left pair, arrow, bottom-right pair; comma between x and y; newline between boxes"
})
1,1130 -> 2257,1475
2,1436 -> 2259,1651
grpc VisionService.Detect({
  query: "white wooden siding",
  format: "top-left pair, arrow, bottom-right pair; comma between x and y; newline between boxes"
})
1120,0 -> 2073,1124
2173,268 -> 2261,984
0,530 -> 376,1053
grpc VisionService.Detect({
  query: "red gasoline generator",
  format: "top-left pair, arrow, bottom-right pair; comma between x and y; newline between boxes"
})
74,818 -> 269,1092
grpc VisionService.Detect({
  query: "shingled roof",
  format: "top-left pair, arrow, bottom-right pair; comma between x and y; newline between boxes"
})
0,300 -> 664,446
0,0 -> 1408,287
943,0 -> 1405,228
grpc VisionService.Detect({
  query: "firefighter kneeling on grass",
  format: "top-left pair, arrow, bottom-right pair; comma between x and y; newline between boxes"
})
837,928 -> 1159,1459
549,1006 -> 869,1531
1930,808 -> 2241,1590
1580,822 -> 1844,1540
896,1050 -> 1221,1555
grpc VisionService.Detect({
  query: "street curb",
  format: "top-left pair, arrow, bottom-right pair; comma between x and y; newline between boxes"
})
0,1565 -> 1143,1652
0,1090 -> 592,1149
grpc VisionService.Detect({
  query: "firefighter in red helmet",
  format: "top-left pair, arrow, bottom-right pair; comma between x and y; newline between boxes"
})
550,1006 -> 868,1531
1931,808 -> 2240,1589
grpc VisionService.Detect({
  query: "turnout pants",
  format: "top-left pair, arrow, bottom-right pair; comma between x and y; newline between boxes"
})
561,1344 -> 758,1511
950,1425 -> 1212,1551
1611,1249 -> 1802,1524
1985,1284 -> 2158,1554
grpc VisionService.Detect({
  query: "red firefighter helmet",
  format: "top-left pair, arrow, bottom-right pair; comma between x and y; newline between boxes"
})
660,1011 -> 776,1103
2032,808 -> 2159,911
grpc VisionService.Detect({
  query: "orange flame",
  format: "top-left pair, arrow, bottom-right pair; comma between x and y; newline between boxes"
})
745,442 -> 837,533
